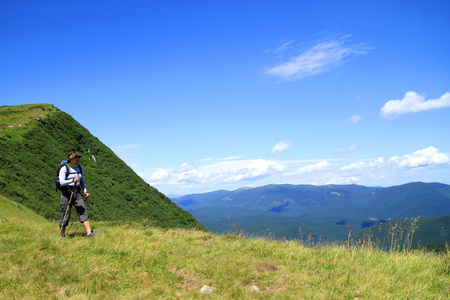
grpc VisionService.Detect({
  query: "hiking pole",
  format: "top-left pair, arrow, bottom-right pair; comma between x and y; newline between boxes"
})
65,190 -> 88,237
59,189 -> 74,238
66,219 -> 76,236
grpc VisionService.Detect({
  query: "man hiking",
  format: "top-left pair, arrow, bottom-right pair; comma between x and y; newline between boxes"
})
59,151 -> 97,238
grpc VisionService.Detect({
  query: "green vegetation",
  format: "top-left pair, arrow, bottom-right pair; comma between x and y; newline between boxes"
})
0,104 -> 204,230
175,182 -> 450,243
1,195 -> 449,299
354,215 -> 450,251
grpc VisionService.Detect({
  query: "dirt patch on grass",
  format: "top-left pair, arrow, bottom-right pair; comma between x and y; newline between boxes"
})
259,263 -> 279,272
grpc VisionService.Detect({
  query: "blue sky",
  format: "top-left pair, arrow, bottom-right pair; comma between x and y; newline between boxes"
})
2,0 -> 449,195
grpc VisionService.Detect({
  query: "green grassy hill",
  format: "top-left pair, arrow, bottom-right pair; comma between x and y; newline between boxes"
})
0,104 -> 204,230
1,194 -> 449,299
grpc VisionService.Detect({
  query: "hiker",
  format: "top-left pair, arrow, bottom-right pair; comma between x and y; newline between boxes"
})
59,151 -> 97,238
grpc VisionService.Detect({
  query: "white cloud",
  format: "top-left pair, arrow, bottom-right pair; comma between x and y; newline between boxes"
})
149,158 -> 286,190
265,36 -> 369,80
333,144 -> 359,154
177,163 -> 197,172
147,147 -> 450,195
341,157 -> 384,171
149,169 -> 170,181
232,159 -> 286,181
341,147 -> 450,173
347,115 -> 363,124
271,141 -> 293,154
219,156 -> 244,161
388,146 -> 450,168
295,161 -> 331,174
380,91 -> 450,118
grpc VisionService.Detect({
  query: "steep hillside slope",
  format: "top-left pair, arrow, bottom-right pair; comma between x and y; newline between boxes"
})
0,104 -> 205,230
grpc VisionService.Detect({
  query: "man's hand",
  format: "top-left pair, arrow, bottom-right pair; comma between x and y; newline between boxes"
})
84,192 -> 90,199
73,177 -> 81,184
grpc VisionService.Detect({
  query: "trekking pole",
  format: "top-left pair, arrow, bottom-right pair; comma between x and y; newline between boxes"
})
59,189 -> 74,238
66,219 -> 75,236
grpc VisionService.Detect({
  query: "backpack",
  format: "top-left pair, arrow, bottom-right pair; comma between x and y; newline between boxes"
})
55,160 -> 83,191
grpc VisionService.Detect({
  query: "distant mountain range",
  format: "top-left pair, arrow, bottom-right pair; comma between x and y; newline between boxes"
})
172,182 -> 450,244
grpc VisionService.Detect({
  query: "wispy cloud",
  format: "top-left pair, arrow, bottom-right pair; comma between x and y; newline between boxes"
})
111,143 -> 145,168
265,36 -> 370,80
347,115 -> 363,124
341,157 -> 385,172
199,158 -> 215,161
380,91 -> 450,119
287,161 -> 331,175
271,141 -> 294,155
272,40 -> 295,55
333,144 -> 359,154
111,144 -> 144,152
219,156 -> 244,161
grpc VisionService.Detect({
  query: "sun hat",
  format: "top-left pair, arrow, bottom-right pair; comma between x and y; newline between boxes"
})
68,151 -> 82,160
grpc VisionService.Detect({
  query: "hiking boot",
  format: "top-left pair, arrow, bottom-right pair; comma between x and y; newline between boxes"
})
86,231 -> 97,238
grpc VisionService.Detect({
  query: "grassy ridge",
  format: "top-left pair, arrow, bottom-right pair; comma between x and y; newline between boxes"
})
0,104 -> 204,230
1,195 -> 449,299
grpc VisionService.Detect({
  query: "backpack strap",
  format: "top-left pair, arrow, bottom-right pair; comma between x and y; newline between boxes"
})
67,164 -> 83,177
64,164 -> 70,180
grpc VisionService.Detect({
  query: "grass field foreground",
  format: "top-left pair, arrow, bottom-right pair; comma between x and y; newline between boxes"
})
1,195 -> 449,299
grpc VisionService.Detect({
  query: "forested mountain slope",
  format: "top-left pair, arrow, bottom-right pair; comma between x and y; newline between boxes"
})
0,104 -> 205,230
173,182 -> 450,240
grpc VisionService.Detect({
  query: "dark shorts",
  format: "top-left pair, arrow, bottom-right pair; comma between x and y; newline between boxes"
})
59,187 -> 89,226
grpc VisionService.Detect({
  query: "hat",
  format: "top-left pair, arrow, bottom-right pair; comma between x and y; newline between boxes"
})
68,151 -> 82,160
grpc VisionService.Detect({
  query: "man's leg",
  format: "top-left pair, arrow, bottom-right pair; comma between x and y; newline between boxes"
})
60,225 -> 67,237
59,190 -> 71,237
83,220 -> 91,234
74,194 -> 94,236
